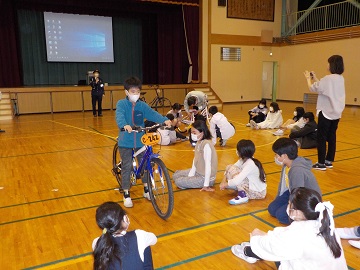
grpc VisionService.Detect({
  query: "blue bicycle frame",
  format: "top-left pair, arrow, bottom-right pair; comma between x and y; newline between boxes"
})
132,146 -> 163,184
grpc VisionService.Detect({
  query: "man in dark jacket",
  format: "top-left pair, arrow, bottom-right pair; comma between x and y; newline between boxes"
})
89,69 -> 105,117
289,112 -> 317,149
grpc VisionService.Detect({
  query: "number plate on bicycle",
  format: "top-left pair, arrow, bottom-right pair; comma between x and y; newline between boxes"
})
141,133 -> 160,146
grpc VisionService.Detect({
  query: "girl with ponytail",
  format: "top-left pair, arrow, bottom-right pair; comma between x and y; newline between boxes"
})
92,202 -> 157,270
220,139 -> 267,205
231,187 -> 347,269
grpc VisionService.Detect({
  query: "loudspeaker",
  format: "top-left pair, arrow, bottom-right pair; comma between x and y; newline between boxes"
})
218,0 -> 226,7
261,30 -> 273,43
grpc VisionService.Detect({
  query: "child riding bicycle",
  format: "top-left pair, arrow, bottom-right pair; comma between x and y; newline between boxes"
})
116,77 -> 171,208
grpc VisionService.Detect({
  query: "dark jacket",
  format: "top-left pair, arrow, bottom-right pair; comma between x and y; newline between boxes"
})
89,77 -> 105,96
289,121 -> 317,149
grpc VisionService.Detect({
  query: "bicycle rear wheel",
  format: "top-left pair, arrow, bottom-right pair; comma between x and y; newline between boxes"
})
112,144 -> 137,192
154,98 -> 172,115
147,158 -> 174,220
112,143 -> 123,190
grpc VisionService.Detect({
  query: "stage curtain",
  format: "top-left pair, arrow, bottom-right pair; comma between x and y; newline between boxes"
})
142,14 -> 158,84
157,7 -> 188,84
0,0 -> 22,87
17,9 -> 143,85
182,5 -> 199,82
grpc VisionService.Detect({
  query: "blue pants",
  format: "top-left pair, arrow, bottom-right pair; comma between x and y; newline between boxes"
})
268,190 -> 291,225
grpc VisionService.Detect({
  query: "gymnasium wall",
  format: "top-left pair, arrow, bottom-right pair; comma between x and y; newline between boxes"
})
204,0 -> 360,106
278,38 -> 360,106
205,0 -> 283,103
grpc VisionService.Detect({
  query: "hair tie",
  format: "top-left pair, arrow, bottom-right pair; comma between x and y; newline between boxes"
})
102,228 -> 108,234
315,201 -> 335,236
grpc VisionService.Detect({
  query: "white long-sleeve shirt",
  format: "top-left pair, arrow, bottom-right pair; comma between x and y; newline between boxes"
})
209,112 -> 235,145
310,74 -> 345,120
92,229 -> 157,262
258,110 -> 283,129
227,159 -> 266,193
287,117 -> 305,130
250,220 -> 347,270
188,143 -> 212,187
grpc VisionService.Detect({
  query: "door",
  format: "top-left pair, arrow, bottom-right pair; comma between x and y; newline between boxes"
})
262,61 -> 278,102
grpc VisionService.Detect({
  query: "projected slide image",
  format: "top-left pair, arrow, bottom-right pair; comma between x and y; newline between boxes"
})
44,12 -> 114,62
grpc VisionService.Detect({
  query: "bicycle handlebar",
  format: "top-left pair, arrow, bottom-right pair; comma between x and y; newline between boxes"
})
120,123 -> 168,132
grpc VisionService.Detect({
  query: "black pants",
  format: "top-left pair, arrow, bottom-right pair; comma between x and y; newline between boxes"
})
248,112 -> 266,123
244,246 -> 280,269
317,111 -> 339,164
92,95 -> 103,116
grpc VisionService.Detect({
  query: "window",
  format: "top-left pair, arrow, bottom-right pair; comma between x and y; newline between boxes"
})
221,47 -> 241,61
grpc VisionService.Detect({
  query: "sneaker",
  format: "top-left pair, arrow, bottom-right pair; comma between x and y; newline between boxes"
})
231,242 -> 258,264
312,163 -> 326,171
181,136 -> 189,142
123,197 -> 133,208
325,161 -> 333,168
249,120 -> 258,130
349,240 -> 360,249
220,139 -> 227,147
245,123 -> 251,127
229,195 -> 249,205
273,129 -> 284,136
143,192 -> 151,201
336,227 -> 360,239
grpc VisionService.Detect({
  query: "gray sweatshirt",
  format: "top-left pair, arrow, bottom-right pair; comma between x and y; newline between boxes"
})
310,74 -> 345,120
278,157 -> 321,196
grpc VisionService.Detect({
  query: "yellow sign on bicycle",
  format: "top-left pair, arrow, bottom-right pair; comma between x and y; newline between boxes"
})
141,133 -> 161,146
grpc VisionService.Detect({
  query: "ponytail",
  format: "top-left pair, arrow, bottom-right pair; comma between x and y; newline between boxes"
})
317,207 -> 342,258
93,202 -> 126,270
93,231 -> 121,270
251,158 -> 266,183
290,188 -> 342,259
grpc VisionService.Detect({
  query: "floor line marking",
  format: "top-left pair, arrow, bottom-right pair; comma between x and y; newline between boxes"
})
49,120 -> 117,140
22,206 -> 360,269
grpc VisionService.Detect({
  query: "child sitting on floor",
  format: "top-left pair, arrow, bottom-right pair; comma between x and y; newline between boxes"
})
220,139 -> 267,205
289,112 -> 317,149
208,106 -> 235,146
250,102 -> 283,130
273,106 -> 305,136
246,99 -> 268,126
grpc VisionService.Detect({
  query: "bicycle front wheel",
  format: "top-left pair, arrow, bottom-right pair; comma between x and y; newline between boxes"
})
147,158 -> 174,220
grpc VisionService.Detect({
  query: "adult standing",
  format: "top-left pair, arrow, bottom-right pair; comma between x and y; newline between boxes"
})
304,55 -> 345,170
89,69 -> 105,117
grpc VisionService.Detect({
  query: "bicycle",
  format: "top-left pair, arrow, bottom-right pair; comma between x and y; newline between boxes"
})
111,124 -> 174,220
140,85 -> 172,114
176,101 -> 211,133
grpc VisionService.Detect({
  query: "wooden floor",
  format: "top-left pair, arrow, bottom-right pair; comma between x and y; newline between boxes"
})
0,102 -> 359,270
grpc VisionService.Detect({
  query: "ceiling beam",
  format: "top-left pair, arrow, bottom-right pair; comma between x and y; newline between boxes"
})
285,0 -> 323,36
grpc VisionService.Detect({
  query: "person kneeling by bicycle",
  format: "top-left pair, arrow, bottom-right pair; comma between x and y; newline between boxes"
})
116,77 -> 171,208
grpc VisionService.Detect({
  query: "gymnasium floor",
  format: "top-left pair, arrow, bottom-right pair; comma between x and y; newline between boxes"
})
0,102 -> 359,269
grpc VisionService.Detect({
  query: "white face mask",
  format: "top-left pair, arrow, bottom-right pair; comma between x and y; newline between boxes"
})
259,104 -> 265,109
274,156 -> 284,166
126,91 -> 140,103
293,111 -> 297,116
286,205 -> 296,220
269,107 -> 274,112
191,133 -> 199,142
